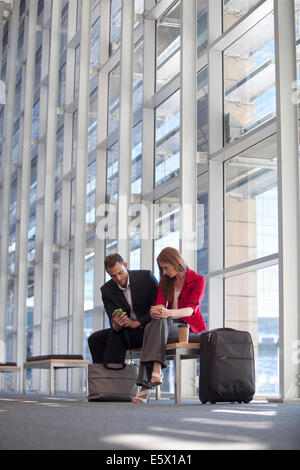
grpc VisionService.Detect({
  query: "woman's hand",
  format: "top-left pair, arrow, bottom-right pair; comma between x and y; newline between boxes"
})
150,304 -> 170,319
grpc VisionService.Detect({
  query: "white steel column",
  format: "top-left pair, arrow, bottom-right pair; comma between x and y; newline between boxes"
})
208,0 -> 224,330
0,1 -> 20,363
140,0 -> 155,271
32,0 -> 51,392
179,0 -> 198,399
72,0 -> 91,391
16,0 -> 38,382
274,0 -> 300,400
94,0 -> 110,329
180,0 -> 197,271
117,0 -> 134,261
59,0 -> 77,347
40,0 -> 61,363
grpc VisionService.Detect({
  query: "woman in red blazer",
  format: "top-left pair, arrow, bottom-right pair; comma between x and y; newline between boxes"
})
132,247 -> 207,403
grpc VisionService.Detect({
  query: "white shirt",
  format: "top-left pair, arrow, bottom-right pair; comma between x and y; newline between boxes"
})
173,288 -> 181,309
118,280 -> 137,321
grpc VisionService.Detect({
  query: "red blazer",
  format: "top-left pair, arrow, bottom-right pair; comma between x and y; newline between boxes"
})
153,268 -> 207,333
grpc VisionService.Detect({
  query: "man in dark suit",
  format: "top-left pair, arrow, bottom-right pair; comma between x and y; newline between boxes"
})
88,253 -> 158,366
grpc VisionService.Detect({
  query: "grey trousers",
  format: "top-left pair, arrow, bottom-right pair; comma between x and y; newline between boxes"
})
136,318 -> 201,389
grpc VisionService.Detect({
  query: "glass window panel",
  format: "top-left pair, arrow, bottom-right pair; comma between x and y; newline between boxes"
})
29,154 -> 37,208
92,0 -> 100,10
54,191 -> 62,245
86,161 -> 96,224
132,121 -> 142,195
155,90 -> 180,187
134,0 -> 144,30
17,19 -> 25,62
130,234 -> 141,269
34,40 -> 42,92
153,188 -> 180,279
10,178 -> 18,227
225,135 -> 278,268
72,111 -> 78,168
84,249 -> 94,311
223,0 -> 262,32
76,0 -> 82,31
6,281 -> 15,364
84,311 -> 94,362
225,264 -> 279,396
28,213 -> 36,263
197,0 -> 208,56
153,189 -> 180,394
52,264 -> 60,322
197,172 -> 209,326
89,90 -> 98,153
156,1 -> 181,91
14,68 -> 22,120
60,4 -> 68,55
197,67 -> 208,152
12,122 -> 20,165
26,273 -> 34,360
71,179 -> 76,239
55,119 -> 64,183
90,18 -> 100,68
129,122 -> 143,269
32,100 -> 40,141
110,0 -> 122,56
74,46 -> 80,100
107,141 -> 119,203
224,12 -> 276,144
58,64 -> 66,108
108,64 -> 121,135
8,230 -> 16,275
135,0 -> 144,15
133,40 -> 144,114
103,142 -> 119,256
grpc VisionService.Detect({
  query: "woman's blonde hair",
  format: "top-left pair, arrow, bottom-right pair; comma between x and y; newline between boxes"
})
156,247 -> 187,303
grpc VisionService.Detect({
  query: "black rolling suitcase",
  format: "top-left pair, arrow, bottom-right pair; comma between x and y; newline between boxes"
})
199,328 -> 255,404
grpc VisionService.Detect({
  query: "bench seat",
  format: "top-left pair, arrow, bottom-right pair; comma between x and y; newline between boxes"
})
23,355 -> 89,396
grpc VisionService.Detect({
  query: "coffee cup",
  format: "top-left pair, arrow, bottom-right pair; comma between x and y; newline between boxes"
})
178,324 -> 189,343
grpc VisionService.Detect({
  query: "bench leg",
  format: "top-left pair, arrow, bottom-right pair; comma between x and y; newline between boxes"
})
85,366 -> 88,396
174,349 -> 181,404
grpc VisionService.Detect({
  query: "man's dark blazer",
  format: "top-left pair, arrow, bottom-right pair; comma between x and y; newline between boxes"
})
100,270 -> 158,328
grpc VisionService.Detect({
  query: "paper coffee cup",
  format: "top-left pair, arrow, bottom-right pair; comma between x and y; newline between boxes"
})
178,325 -> 189,343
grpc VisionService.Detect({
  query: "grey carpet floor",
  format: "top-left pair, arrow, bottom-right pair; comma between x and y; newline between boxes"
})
0,393 -> 300,450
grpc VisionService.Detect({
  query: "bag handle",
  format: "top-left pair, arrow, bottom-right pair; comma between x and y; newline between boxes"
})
103,362 -> 126,370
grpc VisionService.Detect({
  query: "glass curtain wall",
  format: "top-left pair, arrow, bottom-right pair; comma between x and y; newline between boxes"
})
0,0 -> 298,399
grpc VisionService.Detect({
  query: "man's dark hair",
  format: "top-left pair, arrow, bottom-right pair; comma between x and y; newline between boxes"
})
104,253 -> 125,271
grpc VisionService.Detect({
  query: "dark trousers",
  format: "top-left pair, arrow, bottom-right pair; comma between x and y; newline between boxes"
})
88,327 -> 145,365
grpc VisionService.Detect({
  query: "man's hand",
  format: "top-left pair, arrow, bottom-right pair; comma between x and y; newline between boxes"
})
112,310 -> 128,330
123,318 -> 141,329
